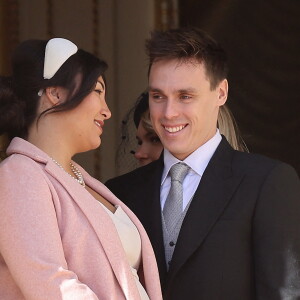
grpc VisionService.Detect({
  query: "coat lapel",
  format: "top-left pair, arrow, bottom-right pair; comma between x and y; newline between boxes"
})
7,137 -> 158,299
166,138 -> 244,286
84,172 -> 162,300
44,161 -> 141,299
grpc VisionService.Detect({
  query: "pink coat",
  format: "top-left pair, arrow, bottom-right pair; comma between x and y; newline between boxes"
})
0,137 -> 162,300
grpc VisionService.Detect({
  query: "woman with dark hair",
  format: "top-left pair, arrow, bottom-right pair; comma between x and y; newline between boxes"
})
116,92 -> 163,171
0,38 -> 162,300
132,92 -> 163,166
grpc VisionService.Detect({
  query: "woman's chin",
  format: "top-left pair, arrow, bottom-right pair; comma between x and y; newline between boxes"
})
91,139 -> 101,150
78,139 -> 101,153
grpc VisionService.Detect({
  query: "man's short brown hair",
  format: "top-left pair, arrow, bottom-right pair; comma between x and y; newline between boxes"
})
145,27 -> 228,90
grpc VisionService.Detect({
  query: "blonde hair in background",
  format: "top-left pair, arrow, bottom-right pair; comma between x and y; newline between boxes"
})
141,110 -> 156,134
218,104 -> 249,152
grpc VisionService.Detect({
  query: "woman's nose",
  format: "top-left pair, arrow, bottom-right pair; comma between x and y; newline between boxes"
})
134,146 -> 148,160
102,99 -> 112,120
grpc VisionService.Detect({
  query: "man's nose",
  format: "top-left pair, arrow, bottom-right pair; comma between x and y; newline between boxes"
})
163,99 -> 179,119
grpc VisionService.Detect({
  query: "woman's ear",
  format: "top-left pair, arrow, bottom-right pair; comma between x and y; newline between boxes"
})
217,79 -> 228,106
45,87 -> 64,105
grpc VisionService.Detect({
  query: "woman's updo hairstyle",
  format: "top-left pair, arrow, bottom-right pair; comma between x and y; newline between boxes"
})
0,38 -> 108,140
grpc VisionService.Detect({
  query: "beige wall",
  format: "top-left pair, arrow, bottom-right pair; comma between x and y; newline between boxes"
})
16,0 -> 155,181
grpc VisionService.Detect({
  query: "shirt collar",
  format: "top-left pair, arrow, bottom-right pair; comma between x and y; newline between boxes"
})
161,130 -> 222,185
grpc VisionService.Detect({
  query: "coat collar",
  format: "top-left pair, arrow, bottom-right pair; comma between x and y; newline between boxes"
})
6,137 -> 148,299
7,137 -> 51,164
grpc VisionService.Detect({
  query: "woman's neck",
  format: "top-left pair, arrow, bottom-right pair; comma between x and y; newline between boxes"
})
27,124 -> 74,171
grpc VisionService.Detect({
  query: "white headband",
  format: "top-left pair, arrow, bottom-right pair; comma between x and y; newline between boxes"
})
43,38 -> 78,79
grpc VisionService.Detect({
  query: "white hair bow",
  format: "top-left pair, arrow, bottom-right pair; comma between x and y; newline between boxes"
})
38,38 -> 78,96
43,37 -> 78,79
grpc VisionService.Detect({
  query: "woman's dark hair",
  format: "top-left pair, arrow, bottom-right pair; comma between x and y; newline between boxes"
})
115,90 -> 149,173
0,39 -> 108,140
133,91 -> 149,128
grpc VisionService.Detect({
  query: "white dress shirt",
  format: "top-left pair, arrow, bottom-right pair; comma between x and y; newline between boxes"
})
160,130 -> 222,212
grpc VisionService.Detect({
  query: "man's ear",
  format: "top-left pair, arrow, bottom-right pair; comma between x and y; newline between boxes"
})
217,79 -> 228,106
45,87 -> 63,105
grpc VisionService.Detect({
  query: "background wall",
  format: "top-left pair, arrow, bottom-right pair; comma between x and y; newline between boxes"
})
1,0 -> 298,179
179,0 -> 300,175
0,0 -> 156,182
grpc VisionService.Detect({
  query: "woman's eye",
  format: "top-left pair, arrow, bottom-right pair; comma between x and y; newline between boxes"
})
95,89 -> 103,94
150,136 -> 161,144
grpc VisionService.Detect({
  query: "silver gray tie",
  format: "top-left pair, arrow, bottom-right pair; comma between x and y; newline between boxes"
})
163,163 -> 190,233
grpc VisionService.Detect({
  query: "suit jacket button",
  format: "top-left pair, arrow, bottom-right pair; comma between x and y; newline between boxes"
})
169,241 -> 175,247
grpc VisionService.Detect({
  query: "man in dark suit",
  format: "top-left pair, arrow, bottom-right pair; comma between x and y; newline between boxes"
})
106,28 -> 300,299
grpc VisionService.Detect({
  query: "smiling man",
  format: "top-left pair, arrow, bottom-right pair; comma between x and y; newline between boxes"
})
148,59 -> 227,160
106,27 -> 300,300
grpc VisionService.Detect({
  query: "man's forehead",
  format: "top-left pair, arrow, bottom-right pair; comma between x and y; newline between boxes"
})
152,57 -> 203,67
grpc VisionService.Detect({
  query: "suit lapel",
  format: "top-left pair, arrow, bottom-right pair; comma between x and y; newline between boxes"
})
166,138 -> 244,286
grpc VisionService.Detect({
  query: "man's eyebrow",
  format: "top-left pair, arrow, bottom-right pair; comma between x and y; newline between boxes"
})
148,87 -> 162,93
178,88 -> 197,93
149,87 -> 197,93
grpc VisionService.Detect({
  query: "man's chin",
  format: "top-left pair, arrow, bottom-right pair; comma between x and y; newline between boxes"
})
166,147 -> 190,161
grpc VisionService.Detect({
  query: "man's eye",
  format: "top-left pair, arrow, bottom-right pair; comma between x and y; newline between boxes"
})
180,95 -> 191,100
151,94 -> 163,100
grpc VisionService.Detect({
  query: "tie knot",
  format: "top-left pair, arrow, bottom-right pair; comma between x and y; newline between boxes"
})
169,163 -> 189,183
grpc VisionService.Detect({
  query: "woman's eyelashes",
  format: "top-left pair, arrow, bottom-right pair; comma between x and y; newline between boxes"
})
150,136 -> 161,144
94,81 -> 105,95
94,89 -> 104,95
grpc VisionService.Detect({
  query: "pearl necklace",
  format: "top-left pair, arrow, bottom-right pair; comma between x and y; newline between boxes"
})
51,158 -> 86,187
